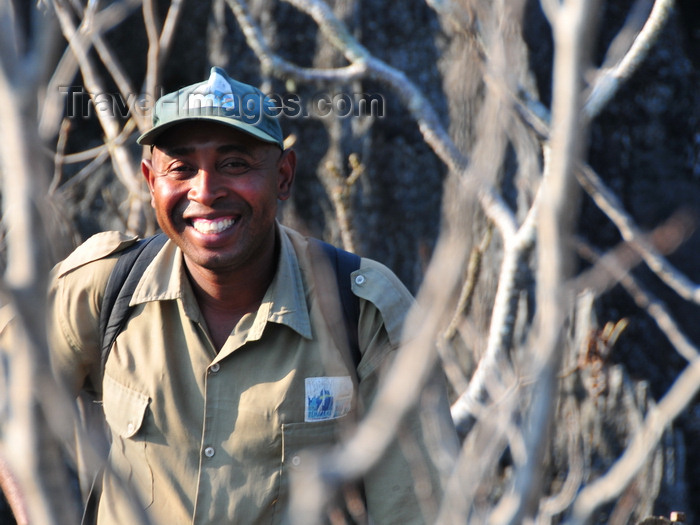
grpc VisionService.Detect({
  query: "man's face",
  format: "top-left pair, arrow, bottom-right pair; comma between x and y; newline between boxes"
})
142,121 -> 295,275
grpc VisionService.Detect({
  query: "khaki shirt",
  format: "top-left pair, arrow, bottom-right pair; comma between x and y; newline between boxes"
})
48,224 -> 456,524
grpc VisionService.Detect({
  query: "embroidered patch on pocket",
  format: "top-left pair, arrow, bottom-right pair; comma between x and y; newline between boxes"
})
305,376 -> 353,422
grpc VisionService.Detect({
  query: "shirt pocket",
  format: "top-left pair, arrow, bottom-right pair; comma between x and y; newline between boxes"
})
102,374 -> 154,506
281,418 -> 343,470
276,419 -> 355,523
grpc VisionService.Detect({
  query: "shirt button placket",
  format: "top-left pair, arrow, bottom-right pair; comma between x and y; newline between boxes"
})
194,361 -> 221,525
204,363 -> 220,460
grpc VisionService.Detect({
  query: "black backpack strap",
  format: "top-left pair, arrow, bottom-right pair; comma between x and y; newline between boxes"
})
98,233 -> 361,373
314,240 -> 362,368
99,233 -> 168,375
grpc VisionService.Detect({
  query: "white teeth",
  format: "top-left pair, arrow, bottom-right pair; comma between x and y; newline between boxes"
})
192,217 -> 235,234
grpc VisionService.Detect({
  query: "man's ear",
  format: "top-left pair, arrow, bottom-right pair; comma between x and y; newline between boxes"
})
277,149 -> 296,201
141,158 -> 157,208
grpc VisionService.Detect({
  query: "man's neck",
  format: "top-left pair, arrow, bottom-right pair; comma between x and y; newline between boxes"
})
184,238 -> 279,350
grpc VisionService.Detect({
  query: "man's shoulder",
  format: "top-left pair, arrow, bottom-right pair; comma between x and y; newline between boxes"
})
279,224 -> 415,342
278,223 -> 412,303
54,231 -> 140,279
353,258 -> 414,331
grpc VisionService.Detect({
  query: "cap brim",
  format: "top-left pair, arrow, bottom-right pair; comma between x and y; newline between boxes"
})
137,116 -> 283,148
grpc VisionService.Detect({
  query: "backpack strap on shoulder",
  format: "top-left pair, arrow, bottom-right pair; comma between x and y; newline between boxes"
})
98,234 -> 361,374
99,233 -> 168,375
313,239 -> 362,368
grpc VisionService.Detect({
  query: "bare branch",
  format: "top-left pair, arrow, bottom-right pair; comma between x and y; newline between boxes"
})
577,163 -> 700,304
52,0 -> 148,233
538,0 -> 560,27
39,0 -> 142,140
157,0 -> 185,70
226,0 -> 368,82
569,353 -> 700,523
450,184 -> 541,435
584,0 -> 675,119
575,233 -> 699,362
226,0 -> 467,173
321,154 -> 364,252
289,235 -> 467,523
142,0 -> 160,102
501,0 -> 601,519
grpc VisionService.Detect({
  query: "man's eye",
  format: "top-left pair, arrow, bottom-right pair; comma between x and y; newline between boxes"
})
221,160 -> 249,173
167,165 -> 196,177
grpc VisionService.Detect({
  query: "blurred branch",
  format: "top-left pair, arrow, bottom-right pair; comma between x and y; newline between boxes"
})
52,0 -> 148,234
570,352 -> 700,523
0,4 -> 81,524
39,0 -> 142,140
577,164 -> 700,304
142,0 -> 184,100
0,453 -> 28,525
143,0 -> 160,100
499,0 -> 600,520
226,0 -> 468,173
584,0 -> 675,119
158,0 -> 184,60
322,153 -> 363,252
575,229 -> 699,362
290,236 -> 467,524
437,391 -> 516,524
450,186 -> 540,436
538,401 -> 584,520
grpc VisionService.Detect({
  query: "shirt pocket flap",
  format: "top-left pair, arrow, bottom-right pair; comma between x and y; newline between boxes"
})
281,419 -> 341,471
102,374 -> 150,439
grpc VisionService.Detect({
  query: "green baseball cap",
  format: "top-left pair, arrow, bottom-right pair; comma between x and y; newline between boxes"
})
137,67 -> 284,148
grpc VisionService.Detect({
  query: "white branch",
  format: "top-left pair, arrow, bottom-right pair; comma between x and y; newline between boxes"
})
227,0 -> 467,173
569,354 -> 700,524
584,0 -> 675,119
577,164 -> 700,304
52,0 -> 147,202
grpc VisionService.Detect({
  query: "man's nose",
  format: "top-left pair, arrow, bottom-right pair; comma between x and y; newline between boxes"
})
188,169 -> 226,204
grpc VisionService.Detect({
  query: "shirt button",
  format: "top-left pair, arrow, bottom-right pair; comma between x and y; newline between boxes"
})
354,275 -> 366,286
210,363 -> 220,373
126,422 -> 135,434
291,455 -> 301,466
204,446 -> 216,458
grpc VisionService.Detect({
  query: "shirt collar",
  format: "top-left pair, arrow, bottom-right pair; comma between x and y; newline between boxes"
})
246,226 -> 312,341
129,225 -> 312,340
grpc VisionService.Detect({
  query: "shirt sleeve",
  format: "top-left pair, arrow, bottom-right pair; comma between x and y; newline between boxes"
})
353,260 -> 459,524
47,233 -> 131,398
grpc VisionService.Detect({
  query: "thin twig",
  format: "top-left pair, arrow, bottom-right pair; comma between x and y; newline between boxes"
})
577,163 -> 700,304
142,0 -> 160,103
575,237 -> 699,363
583,0 -> 675,119
500,0 -> 600,520
569,353 -> 700,524
158,0 -> 184,68
52,0 -> 147,205
226,0 -> 467,173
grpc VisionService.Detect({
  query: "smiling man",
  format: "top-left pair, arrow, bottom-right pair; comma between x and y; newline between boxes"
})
48,67 -> 458,525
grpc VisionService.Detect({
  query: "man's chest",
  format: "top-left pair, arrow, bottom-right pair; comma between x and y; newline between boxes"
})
103,300 -> 356,443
